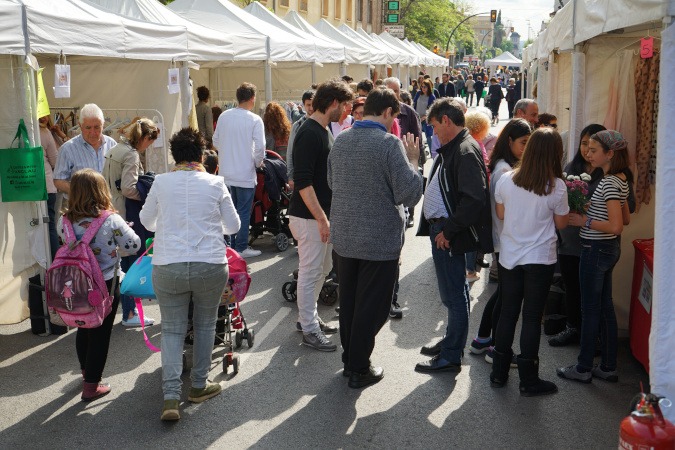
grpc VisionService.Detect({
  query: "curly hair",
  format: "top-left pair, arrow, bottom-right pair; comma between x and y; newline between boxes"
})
464,110 -> 490,141
169,127 -> 205,164
263,102 -> 291,142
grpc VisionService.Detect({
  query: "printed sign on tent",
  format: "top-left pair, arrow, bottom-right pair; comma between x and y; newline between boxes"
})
36,68 -> 50,118
53,64 -> 71,98
167,68 -> 180,94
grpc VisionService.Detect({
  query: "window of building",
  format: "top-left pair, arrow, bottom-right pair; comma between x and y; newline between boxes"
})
300,0 -> 308,12
279,0 -> 289,7
346,0 -> 353,21
322,0 -> 329,17
367,0 -> 372,24
356,0 -> 362,21
335,0 -> 341,19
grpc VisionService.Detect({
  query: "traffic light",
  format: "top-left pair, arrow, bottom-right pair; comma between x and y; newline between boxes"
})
490,10 -> 497,23
433,45 -> 439,54
511,27 -> 515,33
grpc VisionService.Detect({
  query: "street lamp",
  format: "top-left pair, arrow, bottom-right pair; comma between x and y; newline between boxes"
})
480,29 -> 493,63
445,11 -> 492,67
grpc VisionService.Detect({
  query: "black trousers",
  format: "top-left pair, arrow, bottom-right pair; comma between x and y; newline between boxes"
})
507,100 -> 516,119
495,263 -> 555,360
558,254 -> 582,329
337,254 -> 398,373
76,277 -> 120,383
477,252 -> 500,342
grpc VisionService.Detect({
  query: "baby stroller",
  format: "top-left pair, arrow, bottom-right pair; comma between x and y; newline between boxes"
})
249,150 -> 293,252
282,269 -> 339,306
184,247 -> 253,376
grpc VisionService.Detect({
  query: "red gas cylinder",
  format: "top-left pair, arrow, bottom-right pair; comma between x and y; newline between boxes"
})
619,394 -> 675,450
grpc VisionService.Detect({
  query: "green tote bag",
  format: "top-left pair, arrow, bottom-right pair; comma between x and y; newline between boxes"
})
0,119 -> 48,202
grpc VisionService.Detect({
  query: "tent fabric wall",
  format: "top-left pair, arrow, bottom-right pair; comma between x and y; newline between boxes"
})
651,18 -> 675,423
0,55 -> 40,324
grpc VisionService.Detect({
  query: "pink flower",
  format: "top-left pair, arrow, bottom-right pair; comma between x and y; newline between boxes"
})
570,187 -> 576,191
582,189 -> 588,195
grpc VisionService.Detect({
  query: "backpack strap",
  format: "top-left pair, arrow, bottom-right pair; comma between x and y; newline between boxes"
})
80,210 -> 114,246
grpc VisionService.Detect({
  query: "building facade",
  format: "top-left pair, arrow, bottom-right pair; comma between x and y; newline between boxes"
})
469,14 -> 494,49
238,0 -> 383,33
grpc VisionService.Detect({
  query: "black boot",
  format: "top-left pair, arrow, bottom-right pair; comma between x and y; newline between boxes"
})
489,349 -> 513,388
517,357 -> 558,397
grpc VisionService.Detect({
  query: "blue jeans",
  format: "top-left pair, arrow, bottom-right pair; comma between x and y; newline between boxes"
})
465,251 -> 477,273
228,186 -> 255,252
422,120 -> 434,148
153,262 -> 228,400
120,255 -> 138,320
429,222 -> 470,364
577,239 -> 621,371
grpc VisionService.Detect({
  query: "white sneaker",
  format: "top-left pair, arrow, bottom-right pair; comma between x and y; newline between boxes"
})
466,272 -> 480,283
122,315 -> 155,327
240,247 -> 262,258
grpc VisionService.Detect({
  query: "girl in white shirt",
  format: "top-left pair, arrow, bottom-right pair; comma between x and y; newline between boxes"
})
490,128 -> 569,397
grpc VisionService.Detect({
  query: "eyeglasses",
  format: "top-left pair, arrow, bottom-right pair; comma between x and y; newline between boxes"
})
542,123 -> 558,129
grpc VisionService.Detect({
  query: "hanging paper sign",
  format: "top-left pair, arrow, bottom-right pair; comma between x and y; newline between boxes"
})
53,64 -> 71,98
36,68 -> 50,118
641,37 -> 654,59
167,68 -> 180,94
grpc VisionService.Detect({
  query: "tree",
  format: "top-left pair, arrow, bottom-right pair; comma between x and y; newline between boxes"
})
399,0 -> 475,52
499,40 -> 513,54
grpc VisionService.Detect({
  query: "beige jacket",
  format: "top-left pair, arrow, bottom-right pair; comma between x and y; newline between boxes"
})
102,141 -> 143,220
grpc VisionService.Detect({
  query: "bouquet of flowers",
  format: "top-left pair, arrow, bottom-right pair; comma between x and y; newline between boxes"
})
563,172 -> 591,213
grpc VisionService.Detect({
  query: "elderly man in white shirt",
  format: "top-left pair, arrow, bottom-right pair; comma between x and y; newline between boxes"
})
212,82 -> 266,258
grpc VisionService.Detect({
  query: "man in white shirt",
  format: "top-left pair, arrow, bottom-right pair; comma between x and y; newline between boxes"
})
213,83 -> 266,258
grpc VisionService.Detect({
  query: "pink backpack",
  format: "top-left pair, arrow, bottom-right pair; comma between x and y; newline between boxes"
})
220,247 -> 251,304
46,211 -> 117,328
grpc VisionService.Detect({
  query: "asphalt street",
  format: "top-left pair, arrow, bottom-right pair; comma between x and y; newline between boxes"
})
0,98 -> 649,449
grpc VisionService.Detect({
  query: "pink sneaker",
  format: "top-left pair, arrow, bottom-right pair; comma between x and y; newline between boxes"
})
81,382 -> 111,402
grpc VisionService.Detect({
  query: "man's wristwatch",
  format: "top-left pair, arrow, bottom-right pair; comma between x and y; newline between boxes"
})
585,217 -> 592,228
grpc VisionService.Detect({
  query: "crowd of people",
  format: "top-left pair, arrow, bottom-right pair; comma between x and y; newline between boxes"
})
40,68 -> 633,419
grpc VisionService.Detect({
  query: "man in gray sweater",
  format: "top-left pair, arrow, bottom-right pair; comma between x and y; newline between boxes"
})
328,88 -> 424,389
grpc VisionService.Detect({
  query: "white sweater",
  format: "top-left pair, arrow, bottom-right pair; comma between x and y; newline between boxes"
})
212,107 -> 265,188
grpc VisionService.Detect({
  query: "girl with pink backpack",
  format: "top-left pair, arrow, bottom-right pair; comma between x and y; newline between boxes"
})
56,168 -> 140,402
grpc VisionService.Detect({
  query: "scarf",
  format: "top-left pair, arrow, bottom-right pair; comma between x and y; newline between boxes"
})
593,130 -> 627,152
172,162 -> 206,172
352,120 -> 387,132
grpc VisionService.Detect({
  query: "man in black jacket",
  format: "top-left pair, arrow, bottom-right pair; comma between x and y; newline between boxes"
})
437,73 -> 456,98
415,97 -> 493,373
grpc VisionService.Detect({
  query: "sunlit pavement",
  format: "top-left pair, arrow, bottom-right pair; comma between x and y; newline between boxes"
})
0,99 -> 647,448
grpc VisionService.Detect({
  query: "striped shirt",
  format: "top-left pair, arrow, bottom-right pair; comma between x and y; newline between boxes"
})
579,174 -> 629,240
53,134 -> 117,181
423,160 -> 449,220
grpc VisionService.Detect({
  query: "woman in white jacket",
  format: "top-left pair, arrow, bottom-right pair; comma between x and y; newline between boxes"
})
140,128 -> 240,421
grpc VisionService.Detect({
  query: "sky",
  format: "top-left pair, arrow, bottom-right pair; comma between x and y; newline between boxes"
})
487,0 -> 560,43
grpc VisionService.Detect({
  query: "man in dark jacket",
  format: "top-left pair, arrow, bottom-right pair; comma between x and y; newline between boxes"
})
415,97 -> 493,373
437,73 -> 456,98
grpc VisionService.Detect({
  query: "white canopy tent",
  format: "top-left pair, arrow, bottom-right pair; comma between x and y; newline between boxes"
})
0,0 -> 200,325
522,0 -> 675,421
484,51 -> 522,70
244,1 -> 344,82
168,0 -> 335,103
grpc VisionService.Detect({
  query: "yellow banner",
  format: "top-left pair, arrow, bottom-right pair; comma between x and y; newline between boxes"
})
36,68 -> 50,118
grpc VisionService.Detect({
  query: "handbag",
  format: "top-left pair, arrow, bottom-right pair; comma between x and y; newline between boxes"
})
120,244 -> 155,299
0,119 -> 48,202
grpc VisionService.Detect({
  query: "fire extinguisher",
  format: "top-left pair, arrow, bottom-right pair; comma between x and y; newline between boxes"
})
619,393 -> 675,449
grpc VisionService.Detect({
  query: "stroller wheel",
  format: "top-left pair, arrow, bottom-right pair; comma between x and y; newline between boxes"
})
247,329 -> 255,348
222,359 -> 228,374
275,233 -> 290,252
235,330 -> 243,349
282,282 -> 297,302
232,355 -> 240,375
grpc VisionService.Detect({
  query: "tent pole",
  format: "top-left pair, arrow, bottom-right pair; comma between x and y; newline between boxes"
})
340,62 -> 347,77
18,55 -> 52,335
568,44 -> 586,163
312,63 -> 317,85
264,60 -> 272,106
179,61 -> 191,128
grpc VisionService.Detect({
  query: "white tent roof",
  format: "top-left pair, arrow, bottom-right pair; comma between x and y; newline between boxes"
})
408,39 -> 447,66
85,0 -> 258,62
312,18 -> 388,65
1,0 -> 191,60
378,32 -> 425,66
244,1 -> 345,64
485,51 -> 522,67
360,28 -> 413,65
168,0 -> 316,63
338,24 -> 395,65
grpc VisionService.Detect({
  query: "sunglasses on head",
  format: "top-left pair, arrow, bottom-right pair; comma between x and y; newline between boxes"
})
542,123 -> 558,129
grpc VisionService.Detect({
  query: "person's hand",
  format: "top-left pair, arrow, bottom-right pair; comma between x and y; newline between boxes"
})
318,219 -> 330,243
435,232 -> 450,250
402,133 -> 420,167
288,180 -> 294,191
568,212 -> 587,227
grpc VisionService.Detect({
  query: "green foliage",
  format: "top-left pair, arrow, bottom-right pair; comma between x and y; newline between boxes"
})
400,0 -> 475,52
499,40 -> 513,53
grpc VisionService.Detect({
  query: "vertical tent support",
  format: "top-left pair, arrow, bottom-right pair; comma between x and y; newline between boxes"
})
568,45 -> 586,163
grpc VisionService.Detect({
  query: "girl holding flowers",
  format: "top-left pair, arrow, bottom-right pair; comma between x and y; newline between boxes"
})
557,130 -> 632,384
